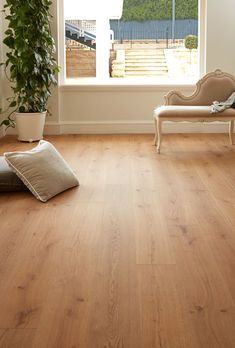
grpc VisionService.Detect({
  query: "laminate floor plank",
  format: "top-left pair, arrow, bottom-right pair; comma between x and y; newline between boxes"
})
0,134 -> 235,348
192,144 -> 235,227
0,329 -> 35,348
171,225 -> 235,348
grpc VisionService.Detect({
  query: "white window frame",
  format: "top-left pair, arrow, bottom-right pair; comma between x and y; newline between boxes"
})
58,0 -> 206,87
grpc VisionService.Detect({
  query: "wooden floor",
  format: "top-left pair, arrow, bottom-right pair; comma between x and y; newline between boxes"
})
1,134 -> 235,348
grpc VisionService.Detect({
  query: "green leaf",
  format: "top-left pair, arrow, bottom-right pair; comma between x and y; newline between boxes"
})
3,36 -> 15,49
4,29 -> 13,35
9,100 -> 17,107
19,106 -> 26,113
1,0 -> 59,113
0,119 -> 10,127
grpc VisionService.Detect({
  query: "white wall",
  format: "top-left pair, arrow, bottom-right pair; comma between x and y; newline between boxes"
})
0,1 -> 8,137
0,4 -> 3,138
54,85 -> 195,134
206,0 -> 235,75
2,0 -> 235,136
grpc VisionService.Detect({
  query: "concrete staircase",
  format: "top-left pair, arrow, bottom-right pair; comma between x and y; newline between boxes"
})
125,49 -> 168,77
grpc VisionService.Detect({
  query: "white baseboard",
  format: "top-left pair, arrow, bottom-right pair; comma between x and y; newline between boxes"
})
4,120 -> 231,136
59,121 -> 154,134
44,122 -> 61,135
50,120 -> 230,135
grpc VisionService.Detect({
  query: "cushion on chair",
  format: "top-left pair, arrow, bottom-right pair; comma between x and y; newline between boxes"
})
4,140 -> 79,202
0,156 -> 27,192
154,105 -> 235,119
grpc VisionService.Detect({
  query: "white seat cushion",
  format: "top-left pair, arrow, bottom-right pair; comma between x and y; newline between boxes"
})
154,105 -> 235,119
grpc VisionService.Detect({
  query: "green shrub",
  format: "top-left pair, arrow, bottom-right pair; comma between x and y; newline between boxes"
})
121,0 -> 198,21
184,35 -> 198,50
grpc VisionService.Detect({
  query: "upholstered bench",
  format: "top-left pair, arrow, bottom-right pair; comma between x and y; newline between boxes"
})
153,70 -> 235,153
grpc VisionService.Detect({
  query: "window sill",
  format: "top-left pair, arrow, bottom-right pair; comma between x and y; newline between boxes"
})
60,76 -> 198,92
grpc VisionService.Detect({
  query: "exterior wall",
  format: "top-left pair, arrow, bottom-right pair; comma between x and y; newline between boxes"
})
66,48 -> 96,77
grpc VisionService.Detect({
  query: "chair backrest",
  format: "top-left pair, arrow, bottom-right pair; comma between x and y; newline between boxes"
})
165,70 -> 235,106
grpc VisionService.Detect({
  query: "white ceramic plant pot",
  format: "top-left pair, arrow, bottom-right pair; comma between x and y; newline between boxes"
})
15,111 -> 46,142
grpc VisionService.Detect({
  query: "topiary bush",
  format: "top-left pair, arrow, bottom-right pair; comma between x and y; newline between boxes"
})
184,35 -> 198,50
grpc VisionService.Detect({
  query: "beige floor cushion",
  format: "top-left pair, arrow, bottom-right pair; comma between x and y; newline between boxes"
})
0,156 -> 27,192
4,140 -> 79,202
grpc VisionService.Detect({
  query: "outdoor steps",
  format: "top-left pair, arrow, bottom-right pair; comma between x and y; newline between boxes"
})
126,59 -> 166,63
125,50 -> 165,56
125,49 -> 168,76
126,62 -> 167,67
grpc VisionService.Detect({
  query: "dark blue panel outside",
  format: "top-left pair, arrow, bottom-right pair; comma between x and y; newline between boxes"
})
110,19 -> 198,40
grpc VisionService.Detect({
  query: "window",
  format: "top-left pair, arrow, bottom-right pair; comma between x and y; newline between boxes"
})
62,0 -> 202,84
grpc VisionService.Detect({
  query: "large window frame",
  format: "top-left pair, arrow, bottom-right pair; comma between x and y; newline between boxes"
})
58,0 -> 206,87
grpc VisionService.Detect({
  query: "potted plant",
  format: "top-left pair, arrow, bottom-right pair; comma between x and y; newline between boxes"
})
0,0 -> 60,142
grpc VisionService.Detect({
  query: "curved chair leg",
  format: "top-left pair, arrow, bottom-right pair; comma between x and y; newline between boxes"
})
157,118 -> 162,154
153,116 -> 158,146
229,120 -> 234,145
